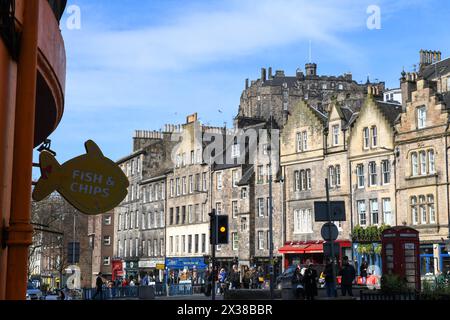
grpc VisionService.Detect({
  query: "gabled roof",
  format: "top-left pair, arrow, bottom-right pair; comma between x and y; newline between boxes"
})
375,101 -> 402,125
422,57 -> 450,80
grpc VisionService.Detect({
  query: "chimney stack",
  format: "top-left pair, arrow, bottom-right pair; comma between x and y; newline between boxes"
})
245,78 -> 249,90
261,68 -> 266,82
420,49 -> 442,69
268,67 -> 273,79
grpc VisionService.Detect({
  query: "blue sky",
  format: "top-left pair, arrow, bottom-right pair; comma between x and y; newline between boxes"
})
38,0 -> 450,169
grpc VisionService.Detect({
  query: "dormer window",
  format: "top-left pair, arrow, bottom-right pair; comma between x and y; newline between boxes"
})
338,84 -> 344,90
417,106 -> 427,129
447,76 -> 450,92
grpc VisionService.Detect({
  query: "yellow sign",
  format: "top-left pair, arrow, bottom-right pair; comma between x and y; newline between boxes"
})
156,264 -> 165,270
32,140 -> 129,215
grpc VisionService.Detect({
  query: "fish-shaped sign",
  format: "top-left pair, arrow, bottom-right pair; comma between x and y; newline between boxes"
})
32,140 -> 129,215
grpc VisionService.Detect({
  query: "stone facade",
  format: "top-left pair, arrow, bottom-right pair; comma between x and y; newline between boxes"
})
394,51 -> 450,274
87,212 -> 114,287
238,63 -> 384,128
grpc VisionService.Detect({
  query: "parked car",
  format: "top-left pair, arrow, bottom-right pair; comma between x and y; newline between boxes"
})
26,281 -> 43,300
276,266 -> 297,290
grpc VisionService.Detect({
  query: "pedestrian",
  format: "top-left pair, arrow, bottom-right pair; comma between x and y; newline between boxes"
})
257,267 -> 265,289
230,265 -> 241,289
142,273 -> 149,286
360,259 -> 368,285
204,268 -> 213,296
250,268 -> 258,289
58,288 -> 66,300
303,260 -> 318,300
242,266 -> 251,289
218,268 -> 227,294
339,256 -> 356,297
322,258 -> 337,298
92,272 -> 104,300
291,266 -> 304,299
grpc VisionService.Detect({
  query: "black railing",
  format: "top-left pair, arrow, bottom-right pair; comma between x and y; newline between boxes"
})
82,285 -> 168,300
360,290 -> 419,301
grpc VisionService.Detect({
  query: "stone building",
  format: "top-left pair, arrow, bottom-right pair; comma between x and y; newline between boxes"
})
210,121 -> 284,276
238,63 -> 384,128
280,99 -> 355,267
165,114 -> 224,285
348,97 -> 401,229
114,129 -> 176,281
87,212 -> 114,287
395,50 -> 450,275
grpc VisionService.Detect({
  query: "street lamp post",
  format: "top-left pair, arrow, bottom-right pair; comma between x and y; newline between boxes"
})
268,108 -> 274,300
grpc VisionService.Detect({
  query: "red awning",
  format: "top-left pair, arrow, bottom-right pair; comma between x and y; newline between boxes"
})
279,243 -> 323,254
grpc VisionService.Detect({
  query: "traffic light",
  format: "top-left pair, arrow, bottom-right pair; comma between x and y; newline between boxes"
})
216,215 -> 229,244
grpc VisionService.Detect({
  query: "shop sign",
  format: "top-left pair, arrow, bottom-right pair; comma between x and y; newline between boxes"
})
32,140 -> 129,215
138,259 -> 165,268
166,257 -> 207,270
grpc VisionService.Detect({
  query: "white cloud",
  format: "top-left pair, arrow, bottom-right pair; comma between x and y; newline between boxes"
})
65,0 -> 374,73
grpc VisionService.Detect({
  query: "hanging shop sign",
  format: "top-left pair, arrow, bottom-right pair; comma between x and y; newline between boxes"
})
32,140 -> 129,215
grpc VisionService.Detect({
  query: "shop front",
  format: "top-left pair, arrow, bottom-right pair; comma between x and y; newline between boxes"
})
419,243 -> 450,276
279,240 -> 352,270
124,260 -> 139,282
112,259 -> 124,281
138,258 -> 165,283
166,257 -> 208,286
251,256 -> 282,282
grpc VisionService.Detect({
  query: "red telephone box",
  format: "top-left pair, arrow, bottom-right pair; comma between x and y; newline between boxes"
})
381,227 -> 421,292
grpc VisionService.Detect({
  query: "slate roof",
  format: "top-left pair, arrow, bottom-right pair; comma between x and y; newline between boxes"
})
375,101 -> 402,125
422,57 -> 450,80
237,165 -> 254,186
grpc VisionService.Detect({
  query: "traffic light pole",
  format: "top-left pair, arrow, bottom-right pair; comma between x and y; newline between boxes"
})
209,210 -> 216,301
325,178 -> 337,296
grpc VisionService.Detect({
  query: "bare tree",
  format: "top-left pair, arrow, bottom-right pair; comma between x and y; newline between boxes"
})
29,194 -> 92,289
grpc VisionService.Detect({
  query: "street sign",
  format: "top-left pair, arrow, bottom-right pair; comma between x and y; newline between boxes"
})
323,242 -> 340,257
314,201 -> 346,221
321,222 -> 339,241
32,140 -> 129,215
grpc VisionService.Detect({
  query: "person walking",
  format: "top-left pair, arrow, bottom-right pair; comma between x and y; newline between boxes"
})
323,258 -> 337,298
303,260 -> 318,300
291,266 -> 304,299
250,268 -> 258,289
230,265 -> 241,289
218,268 -> 227,295
242,266 -> 251,289
92,272 -> 104,300
360,259 -> 368,285
257,267 -> 265,289
339,256 -> 356,297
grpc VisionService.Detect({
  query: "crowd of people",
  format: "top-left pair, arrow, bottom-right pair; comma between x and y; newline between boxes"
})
203,265 -> 268,296
292,256 -> 357,300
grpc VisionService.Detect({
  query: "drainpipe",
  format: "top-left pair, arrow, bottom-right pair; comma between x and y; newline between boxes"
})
6,0 -> 40,300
